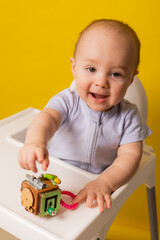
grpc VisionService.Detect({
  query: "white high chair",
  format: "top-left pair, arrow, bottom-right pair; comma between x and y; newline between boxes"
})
0,76 -> 158,240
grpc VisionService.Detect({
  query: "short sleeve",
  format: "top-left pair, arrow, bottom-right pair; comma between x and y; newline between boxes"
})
44,88 -> 75,123
120,104 -> 152,145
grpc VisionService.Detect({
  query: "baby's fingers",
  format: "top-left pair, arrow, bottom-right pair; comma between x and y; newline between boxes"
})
36,148 -> 45,163
18,148 -> 27,169
36,148 -> 49,171
104,193 -> 112,210
18,149 -> 32,171
42,157 -> 49,171
73,189 -> 87,204
28,151 -> 38,173
97,193 -> 112,212
19,158 -> 30,171
18,151 -> 25,169
86,192 -> 96,208
97,193 -> 105,212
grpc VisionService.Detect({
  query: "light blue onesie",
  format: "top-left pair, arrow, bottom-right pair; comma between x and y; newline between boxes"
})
45,88 -> 151,174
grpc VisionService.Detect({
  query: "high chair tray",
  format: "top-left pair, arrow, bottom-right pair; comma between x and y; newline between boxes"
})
0,108 -> 156,240
0,108 -> 100,240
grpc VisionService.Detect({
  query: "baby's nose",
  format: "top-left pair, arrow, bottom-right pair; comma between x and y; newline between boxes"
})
94,75 -> 109,88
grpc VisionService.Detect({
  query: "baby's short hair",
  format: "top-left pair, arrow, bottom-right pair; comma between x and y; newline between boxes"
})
74,19 -> 141,71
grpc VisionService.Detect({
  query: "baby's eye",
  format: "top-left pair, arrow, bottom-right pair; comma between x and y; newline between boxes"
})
87,67 -> 96,73
111,72 -> 122,78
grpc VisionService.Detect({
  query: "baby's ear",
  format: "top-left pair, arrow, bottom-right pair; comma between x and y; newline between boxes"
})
135,70 -> 139,75
130,70 -> 139,85
70,57 -> 76,77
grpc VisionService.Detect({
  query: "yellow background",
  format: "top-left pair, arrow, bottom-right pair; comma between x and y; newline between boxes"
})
0,0 -> 159,238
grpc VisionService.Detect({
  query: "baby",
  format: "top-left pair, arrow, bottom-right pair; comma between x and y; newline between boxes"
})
18,19 -> 151,212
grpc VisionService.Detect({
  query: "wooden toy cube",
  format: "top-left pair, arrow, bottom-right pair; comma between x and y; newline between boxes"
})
20,174 -> 61,217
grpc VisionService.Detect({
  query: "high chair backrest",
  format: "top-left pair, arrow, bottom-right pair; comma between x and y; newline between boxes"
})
124,76 -> 148,123
70,76 -> 148,123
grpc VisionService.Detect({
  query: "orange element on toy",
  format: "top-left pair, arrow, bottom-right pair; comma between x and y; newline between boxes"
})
21,187 -> 34,213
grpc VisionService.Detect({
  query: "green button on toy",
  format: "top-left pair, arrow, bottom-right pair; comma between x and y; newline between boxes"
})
47,206 -> 56,216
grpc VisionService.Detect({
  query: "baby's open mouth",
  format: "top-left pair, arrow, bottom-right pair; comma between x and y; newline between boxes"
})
91,93 -> 108,99
90,92 -> 109,104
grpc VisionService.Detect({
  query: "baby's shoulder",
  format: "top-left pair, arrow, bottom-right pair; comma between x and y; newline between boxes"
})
121,99 -> 137,110
55,88 -> 81,115
54,88 -> 79,104
60,88 -> 78,97
118,99 -> 139,117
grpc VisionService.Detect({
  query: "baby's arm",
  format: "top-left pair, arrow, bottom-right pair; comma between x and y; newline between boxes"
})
18,108 -> 62,173
73,141 -> 143,212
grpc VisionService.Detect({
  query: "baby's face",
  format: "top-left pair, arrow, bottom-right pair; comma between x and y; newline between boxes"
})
71,26 -> 137,111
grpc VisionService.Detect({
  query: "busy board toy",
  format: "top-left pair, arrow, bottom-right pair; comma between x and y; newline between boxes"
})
20,173 -> 78,217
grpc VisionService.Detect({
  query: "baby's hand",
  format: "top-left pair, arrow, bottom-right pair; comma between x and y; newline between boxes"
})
18,143 -> 49,173
73,178 -> 112,213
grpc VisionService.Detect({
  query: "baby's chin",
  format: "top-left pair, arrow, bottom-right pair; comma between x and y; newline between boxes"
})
87,103 -> 112,112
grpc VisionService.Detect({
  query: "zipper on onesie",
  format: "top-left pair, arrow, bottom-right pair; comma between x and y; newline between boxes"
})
84,112 -> 101,172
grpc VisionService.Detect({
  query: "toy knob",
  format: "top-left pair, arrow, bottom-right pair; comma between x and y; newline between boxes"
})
53,177 -> 61,184
47,206 -> 57,216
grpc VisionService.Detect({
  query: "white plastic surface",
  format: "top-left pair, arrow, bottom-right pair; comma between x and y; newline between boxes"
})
0,108 -> 156,240
124,76 -> 148,122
